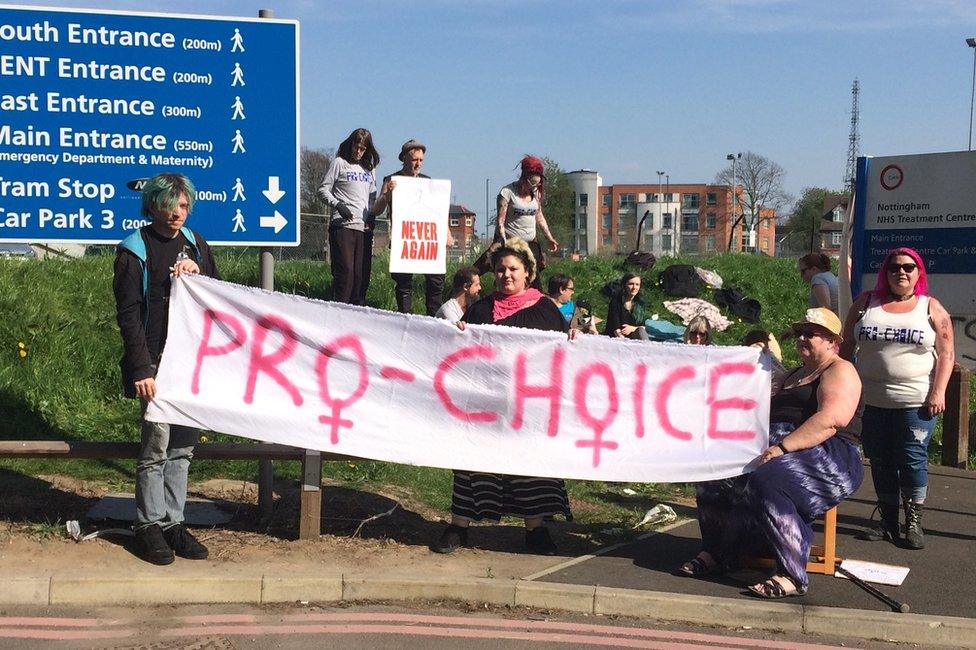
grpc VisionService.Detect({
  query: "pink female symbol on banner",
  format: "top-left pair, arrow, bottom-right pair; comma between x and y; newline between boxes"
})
315,334 -> 369,444
574,362 -> 620,467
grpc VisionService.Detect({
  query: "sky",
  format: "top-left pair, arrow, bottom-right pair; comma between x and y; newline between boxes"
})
7,0 -> 976,238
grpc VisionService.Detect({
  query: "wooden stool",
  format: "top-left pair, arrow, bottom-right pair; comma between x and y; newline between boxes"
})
743,505 -> 840,575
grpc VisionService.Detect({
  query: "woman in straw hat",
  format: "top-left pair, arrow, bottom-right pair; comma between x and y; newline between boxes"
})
679,307 -> 864,599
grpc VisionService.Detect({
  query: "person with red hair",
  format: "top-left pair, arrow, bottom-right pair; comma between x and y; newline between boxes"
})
840,247 -> 954,550
492,155 -> 559,289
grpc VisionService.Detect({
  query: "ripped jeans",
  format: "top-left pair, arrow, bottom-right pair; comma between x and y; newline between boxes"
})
861,405 -> 936,504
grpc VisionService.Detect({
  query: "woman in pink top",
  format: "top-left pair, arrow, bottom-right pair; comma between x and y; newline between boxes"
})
840,247 -> 954,550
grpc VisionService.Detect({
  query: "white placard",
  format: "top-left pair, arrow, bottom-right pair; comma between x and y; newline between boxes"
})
145,275 -> 771,483
837,559 -> 910,586
389,176 -> 450,275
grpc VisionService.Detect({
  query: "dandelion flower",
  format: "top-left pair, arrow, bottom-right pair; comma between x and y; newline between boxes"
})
19,349 -> 27,358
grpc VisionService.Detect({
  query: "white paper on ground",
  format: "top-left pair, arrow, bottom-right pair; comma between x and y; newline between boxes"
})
836,559 -> 910,586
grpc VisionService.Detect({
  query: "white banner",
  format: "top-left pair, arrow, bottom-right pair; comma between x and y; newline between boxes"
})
388,176 -> 450,275
146,276 -> 771,483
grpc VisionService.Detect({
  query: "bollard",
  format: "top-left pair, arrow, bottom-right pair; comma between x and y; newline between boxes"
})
941,364 -> 971,469
300,449 -> 323,539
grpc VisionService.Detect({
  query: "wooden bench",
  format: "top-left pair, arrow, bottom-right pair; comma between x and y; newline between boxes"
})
0,440 -> 350,540
743,505 -> 839,575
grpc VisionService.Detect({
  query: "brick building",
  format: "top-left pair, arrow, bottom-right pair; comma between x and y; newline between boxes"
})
566,170 -> 776,257
820,194 -> 849,258
448,204 -> 477,254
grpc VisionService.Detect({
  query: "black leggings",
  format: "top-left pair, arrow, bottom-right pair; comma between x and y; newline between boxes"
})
329,226 -> 365,305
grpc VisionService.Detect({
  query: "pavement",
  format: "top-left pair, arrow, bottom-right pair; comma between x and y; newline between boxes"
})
3,463 -> 975,649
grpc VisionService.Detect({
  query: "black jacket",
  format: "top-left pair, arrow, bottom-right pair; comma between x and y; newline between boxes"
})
113,225 -> 219,397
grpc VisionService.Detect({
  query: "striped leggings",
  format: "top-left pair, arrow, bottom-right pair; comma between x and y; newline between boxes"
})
695,423 -> 863,588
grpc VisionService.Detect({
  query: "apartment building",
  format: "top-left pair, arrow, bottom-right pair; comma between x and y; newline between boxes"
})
566,170 -> 776,256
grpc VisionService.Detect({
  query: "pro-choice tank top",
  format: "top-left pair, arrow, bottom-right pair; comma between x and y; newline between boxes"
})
854,295 -> 936,408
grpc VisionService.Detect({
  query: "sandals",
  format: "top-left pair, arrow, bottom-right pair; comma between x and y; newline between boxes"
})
678,552 -> 722,577
747,575 -> 807,599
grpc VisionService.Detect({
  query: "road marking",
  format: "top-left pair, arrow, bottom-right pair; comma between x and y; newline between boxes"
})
523,518 -> 693,581
0,628 -> 137,640
0,617 -> 106,627
161,623 -> 752,648
178,614 -> 260,624
280,612 -> 842,649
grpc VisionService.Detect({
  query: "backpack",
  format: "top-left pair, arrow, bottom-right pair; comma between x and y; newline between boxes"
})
715,286 -> 762,323
624,211 -> 657,270
625,250 -> 656,270
601,279 -> 621,299
643,318 -> 686,342
660,264 -> 703,298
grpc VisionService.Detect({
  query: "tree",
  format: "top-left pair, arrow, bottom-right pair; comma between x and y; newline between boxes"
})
294,146 -> 333,260
300,146 -> 333,217
715,152 -> 792,252
782,187 -> 835,255
541,157 -> 574,250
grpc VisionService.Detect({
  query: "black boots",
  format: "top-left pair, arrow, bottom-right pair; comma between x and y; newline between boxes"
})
857,502 -> 900,543
857,500 -> 925,549
432,524 -> 469,554
135,524 -> 175,565
163,524 -> 210,560
903,500 -> 925,550
525,526 -> 558,555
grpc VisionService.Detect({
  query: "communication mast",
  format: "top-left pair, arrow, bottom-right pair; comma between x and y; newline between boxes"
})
844,79 -> 860,193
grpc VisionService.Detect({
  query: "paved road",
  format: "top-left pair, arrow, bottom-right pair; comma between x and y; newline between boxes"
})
538,465 -> 976,618
0,603 -> 918,649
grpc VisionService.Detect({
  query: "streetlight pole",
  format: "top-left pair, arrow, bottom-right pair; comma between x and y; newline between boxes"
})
968,38 -> 976,150
655,171 -> 664,253
726,153 -> 741,252
665,173 -> 672,255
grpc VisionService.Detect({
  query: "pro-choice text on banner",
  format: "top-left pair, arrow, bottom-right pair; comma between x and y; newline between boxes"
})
0,5 -> 299,246
145,276 -> 771,483
388,176 -> 450,275
851,150 -> 976,367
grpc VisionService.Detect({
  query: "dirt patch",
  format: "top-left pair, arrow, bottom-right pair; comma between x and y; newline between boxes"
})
0,471 -> 639,579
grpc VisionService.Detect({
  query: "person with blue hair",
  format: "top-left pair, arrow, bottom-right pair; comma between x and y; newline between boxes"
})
114,172 -> 219,565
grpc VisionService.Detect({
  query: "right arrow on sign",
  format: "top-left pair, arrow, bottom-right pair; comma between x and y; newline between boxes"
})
259,210 -> 288,234
262,176 -> 286,204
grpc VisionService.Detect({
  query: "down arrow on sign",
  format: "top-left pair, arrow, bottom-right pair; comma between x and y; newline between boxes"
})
259,211 -> 288,234
262,176 -> 286,204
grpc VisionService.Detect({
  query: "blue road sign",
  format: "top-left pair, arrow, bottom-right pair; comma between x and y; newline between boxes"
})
0,5 -> 299,246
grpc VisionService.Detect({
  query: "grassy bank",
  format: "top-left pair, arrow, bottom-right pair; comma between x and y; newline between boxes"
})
1,250 -> 972,533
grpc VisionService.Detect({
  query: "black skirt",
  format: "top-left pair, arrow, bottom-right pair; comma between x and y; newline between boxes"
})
451,296 -> 572,522
451,471 -> 572,522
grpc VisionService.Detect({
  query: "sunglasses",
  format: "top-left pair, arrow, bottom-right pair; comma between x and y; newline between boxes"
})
887,263 -> 918,273
793,327 -> 824,340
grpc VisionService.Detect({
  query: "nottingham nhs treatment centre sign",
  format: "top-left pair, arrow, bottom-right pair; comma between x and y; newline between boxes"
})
0,5 -> 299,245
851,150 -> 976,367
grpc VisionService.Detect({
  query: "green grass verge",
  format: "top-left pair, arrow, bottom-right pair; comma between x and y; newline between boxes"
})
1,251 -> 973,532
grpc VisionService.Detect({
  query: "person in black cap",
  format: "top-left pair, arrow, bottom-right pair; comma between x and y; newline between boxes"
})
373,139 -> 455,315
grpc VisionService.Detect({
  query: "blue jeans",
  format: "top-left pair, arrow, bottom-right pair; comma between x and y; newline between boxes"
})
861,405 -> 936,504
136,402 -> 198,530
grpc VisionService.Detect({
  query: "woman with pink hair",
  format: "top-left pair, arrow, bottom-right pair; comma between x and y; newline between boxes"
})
840,247 -> 954,550
492,155 -> 559,289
